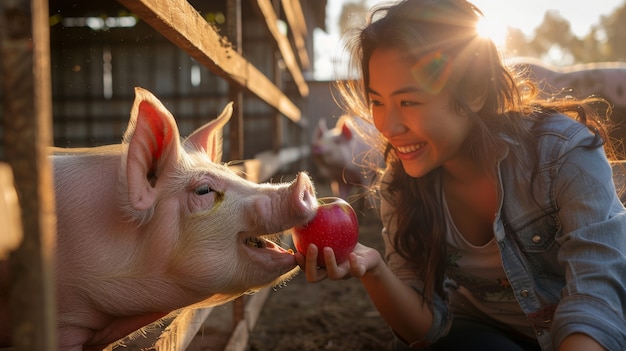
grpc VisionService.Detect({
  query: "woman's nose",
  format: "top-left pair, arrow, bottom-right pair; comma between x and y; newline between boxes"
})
376,107 -> 406,138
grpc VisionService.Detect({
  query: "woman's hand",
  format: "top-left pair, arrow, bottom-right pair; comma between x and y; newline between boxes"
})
294,243 -> 383,283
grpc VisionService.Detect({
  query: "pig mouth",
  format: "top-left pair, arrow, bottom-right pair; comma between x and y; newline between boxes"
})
245,237 -> 269,249
241,235 -> 298,283
244,236 -> 294,255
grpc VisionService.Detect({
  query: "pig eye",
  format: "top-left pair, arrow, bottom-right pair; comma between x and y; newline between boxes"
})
194,184 -> 212,195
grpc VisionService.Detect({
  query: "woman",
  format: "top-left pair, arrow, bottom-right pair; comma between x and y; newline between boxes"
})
295,1 -> 626,350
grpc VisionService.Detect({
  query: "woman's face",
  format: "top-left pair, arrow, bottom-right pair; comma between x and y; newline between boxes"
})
367,48 -> 474,178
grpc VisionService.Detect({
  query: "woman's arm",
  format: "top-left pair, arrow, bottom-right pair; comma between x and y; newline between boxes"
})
558,333 -> 606,351
357,250 -> 434,344
296,243 -> 434,344
550,138 -> 626,349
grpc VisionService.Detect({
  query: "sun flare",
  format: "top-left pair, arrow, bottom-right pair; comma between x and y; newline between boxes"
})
476,16 -> 508,48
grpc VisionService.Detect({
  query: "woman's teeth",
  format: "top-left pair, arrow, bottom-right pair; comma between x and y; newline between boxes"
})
396,143 -> 424,154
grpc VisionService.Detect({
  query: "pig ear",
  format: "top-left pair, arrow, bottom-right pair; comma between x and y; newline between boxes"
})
314,118 -> 328,139
124,87 -> 181,211
184,102 -> 233,163
340,121 -> 353,140
318,118 -> 328,132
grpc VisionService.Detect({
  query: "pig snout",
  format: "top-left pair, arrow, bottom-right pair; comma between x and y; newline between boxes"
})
291,172 -> 318,222
311,144 -> 326,156
248,172 -> 318,235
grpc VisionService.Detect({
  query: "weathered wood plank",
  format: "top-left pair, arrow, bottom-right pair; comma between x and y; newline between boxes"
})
281,0 -> 310,69
152,308 -> 214,350
223,288 -> 271,351
253,145 -> 310,182
255,0 -> 309,97
116,0 -> 302,123
0,0 -> 57,349
226,0 -> 245,161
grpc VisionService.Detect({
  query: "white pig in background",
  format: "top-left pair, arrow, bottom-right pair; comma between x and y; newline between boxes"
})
0,87 -> 318,351
511,58 -> 626,143
311,115 -> 383,206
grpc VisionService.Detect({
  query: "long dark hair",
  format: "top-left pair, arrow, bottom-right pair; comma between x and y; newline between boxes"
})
336,0 -> 615,306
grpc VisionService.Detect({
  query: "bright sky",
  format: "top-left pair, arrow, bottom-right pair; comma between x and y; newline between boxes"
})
314,0 -> 625,80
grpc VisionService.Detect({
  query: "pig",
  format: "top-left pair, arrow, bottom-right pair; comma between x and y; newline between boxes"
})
512,58 -> 626,201
511,58 -> 626,146
311,115 -> 383,207
511,58 -> 626,109
0,87 -> 318,351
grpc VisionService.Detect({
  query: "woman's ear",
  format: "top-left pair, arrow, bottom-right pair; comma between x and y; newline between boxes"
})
466,83 -> 488,112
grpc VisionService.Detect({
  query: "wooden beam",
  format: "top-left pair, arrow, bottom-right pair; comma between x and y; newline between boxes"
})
255,0 -> 309,96
0,0 -> 57,349
116,0 -> 302,124
291,0 -> 308,38
253,145 -> 310,182
281,0 -> 310,70
226,0 -> 244,161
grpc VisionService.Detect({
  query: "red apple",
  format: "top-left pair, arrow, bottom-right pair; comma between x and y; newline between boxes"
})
292,197 -> 359,267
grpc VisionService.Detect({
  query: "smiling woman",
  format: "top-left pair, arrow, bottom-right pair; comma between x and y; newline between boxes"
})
306,0 -> 626,350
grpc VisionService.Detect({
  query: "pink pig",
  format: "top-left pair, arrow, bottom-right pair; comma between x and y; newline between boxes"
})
311,115 -> 383,203
0,87 -> 318,350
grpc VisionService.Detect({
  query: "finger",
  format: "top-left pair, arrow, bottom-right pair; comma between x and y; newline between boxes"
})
322,247 -> 342,279
305,244 -> 327,282
348,252 -> 366,277
294,252 -> 306,268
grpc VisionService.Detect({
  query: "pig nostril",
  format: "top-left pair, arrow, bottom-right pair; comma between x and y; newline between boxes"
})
302,188 -> 313,205
293,172 -> 318,215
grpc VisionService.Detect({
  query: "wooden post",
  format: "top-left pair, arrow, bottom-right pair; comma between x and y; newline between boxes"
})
226,0 -> 246,335
0,0 -> 56,349
227,0 -> 244,162
272,0 -> 283,153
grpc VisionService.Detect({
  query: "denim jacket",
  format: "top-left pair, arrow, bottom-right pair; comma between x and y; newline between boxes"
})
381,114 -> 626,350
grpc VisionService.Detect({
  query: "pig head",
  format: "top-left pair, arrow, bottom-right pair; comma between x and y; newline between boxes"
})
2,87 -> 318,350
311,115 -> 383,204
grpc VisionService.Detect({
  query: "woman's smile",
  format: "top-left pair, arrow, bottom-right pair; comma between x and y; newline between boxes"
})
395,142 -> 426,154
394,142 -> 428,162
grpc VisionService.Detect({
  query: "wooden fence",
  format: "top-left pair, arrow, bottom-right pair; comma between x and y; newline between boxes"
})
0,0 -> 319,349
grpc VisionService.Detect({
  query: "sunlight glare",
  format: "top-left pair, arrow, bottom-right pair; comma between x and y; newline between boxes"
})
476,16 -> 508,49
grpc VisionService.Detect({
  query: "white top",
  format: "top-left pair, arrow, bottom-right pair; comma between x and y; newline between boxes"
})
442,190 -> 535,338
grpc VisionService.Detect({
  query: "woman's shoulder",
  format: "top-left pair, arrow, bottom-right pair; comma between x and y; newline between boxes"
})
529,112 -> 597,152
499,112 -> 600,173
530,112 -> 587,136
532,112 -> 593,139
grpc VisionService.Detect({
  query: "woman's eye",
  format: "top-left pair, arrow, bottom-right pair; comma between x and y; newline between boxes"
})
401,100 -> 419,106
194,184 -> 212,195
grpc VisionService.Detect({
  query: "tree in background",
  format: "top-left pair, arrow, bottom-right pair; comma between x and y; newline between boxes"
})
599,2 -> 626,61
503,2 -> 626,65
338,0 -> 368,37
337,1 -> 626,65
